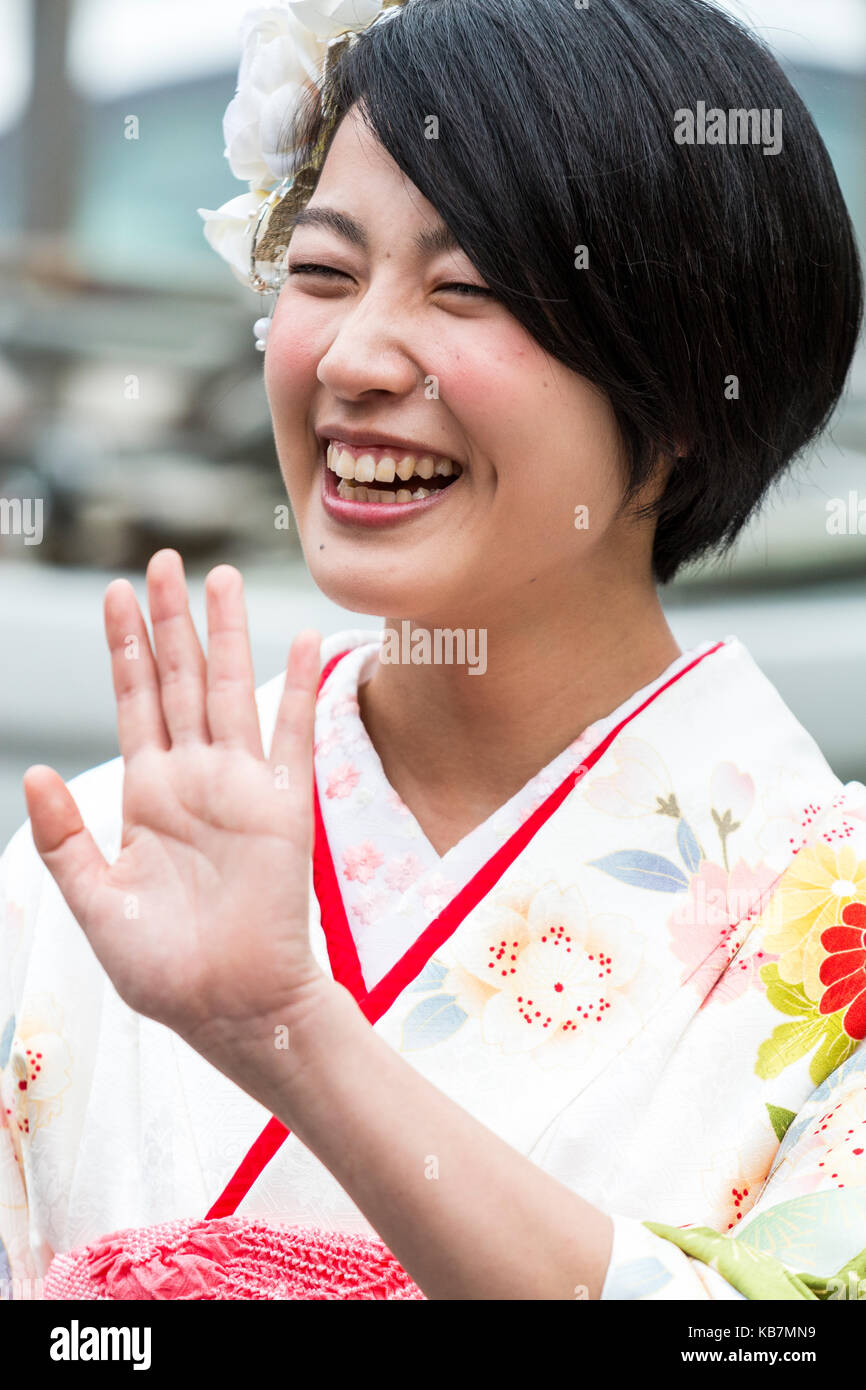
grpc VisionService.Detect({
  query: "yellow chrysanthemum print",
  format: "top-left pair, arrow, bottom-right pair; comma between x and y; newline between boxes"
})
759,842 -> 866,1000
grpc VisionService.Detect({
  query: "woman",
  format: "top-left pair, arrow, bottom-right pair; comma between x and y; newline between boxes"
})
2,0 -> 865,1300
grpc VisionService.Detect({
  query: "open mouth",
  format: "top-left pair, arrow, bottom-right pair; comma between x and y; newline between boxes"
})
323,440 -> 463,505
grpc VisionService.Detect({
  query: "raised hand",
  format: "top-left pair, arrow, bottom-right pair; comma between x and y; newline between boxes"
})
22,550 -> 328,1069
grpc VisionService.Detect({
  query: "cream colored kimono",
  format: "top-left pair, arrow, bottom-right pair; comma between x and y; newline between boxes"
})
2,629 -> 865,1299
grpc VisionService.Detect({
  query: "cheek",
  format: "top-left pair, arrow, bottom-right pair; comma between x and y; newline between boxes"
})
423,333 -> 534,460
455,326 -> 531,397
263,311 -> 323,417
484,365 -> 627,541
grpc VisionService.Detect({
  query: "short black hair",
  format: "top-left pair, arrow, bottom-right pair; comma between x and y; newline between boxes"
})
284,0 -> 863,583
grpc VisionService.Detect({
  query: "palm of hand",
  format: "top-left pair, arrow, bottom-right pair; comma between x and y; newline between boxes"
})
23,551 -> 325,1051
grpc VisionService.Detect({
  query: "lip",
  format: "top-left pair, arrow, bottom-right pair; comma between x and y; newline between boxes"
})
318,440 -> 462,528
315,424 -> 457,459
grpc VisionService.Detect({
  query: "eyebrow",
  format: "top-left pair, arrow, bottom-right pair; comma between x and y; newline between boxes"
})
286,206 -> 462,256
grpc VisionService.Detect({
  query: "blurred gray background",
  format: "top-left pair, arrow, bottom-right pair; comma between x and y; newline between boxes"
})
0,0 -> 864,845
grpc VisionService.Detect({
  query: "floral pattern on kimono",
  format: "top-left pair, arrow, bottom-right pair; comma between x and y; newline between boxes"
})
604,847 -> 866,1300
3,626 -> 866,1301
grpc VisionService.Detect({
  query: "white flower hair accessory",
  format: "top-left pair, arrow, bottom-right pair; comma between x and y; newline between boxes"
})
197,1 -> 408,349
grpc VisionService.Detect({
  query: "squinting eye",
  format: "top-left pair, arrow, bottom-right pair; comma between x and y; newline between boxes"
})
286,264 -> 495,299
437,282 -> 495,298
287,262 -> 350,279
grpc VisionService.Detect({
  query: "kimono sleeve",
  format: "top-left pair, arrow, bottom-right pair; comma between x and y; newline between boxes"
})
0,820 -> 42,1298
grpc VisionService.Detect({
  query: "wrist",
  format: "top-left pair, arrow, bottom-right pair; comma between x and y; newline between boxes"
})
259,972 -> 358,1069
250,976 -> 369,1130
183,971 -> 354,1116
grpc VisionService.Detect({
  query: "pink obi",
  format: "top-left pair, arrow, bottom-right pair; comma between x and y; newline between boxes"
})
43,1217 -> 426,1300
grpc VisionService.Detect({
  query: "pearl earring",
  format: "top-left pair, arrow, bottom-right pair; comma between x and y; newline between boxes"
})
254,315 -> 272,352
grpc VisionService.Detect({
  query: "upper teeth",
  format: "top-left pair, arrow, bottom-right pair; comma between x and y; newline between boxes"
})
326,442 -> 458,482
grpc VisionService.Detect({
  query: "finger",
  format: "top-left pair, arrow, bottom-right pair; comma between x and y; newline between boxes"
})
23,765 -> 109,929
146,550 -> 210,745
269,630 -> 321,801
204,565 -> 263,755
104,579 -> 171,758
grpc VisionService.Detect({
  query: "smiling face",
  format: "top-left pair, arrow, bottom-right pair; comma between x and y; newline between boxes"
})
264,102 -> 659,627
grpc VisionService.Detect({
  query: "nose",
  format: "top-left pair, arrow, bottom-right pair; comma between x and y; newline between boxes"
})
315,280 -> 420,401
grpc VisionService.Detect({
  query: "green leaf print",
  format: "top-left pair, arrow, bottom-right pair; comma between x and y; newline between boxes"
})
761,963 -> 813,1018
645,1219 -> 866,1300
765,1103 -> 797,1144
755,1016 -> 826,1081
642,1221 -> 819,1299
809,1012 -> 861,1087
755,962 -> 861,1084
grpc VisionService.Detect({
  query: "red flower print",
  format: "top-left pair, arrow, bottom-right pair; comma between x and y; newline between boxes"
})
818,902 -> 866,1040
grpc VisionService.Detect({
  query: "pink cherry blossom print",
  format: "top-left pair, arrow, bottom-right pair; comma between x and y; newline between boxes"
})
326,763 -> 361,799
342,842 -> 385,884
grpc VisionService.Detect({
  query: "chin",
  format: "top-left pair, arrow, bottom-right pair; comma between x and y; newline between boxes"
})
306,556 -> 460,626
305,559 -> 401,620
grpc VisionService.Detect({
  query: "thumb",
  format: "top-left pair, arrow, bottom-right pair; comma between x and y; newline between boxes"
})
22,765 -> 109,927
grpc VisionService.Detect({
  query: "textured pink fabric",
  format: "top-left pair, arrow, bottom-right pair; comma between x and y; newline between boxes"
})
43,1217 -> 425,1300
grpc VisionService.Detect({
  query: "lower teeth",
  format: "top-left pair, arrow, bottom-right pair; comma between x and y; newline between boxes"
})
335,480 -> 436,504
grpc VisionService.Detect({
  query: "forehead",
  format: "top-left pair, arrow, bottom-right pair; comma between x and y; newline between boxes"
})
296,105 -> 461,256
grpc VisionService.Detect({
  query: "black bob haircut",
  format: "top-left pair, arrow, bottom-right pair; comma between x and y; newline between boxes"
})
282,0 -> 863,584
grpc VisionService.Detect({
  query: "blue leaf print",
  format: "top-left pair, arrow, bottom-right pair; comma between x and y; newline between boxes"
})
588,850 -> 690,892
604,1256 -> 673,1299
736,1190 -> 866,1277
406,959 -> 449,993
402,993 -> 468,1050
676,819 -> 702,873
0,1015 -> 14,1070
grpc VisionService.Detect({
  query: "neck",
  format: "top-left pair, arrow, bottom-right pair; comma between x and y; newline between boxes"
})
356,577 -> 681,853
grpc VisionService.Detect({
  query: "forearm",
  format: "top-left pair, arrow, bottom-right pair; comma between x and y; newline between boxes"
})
232,978 -> 614,1301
